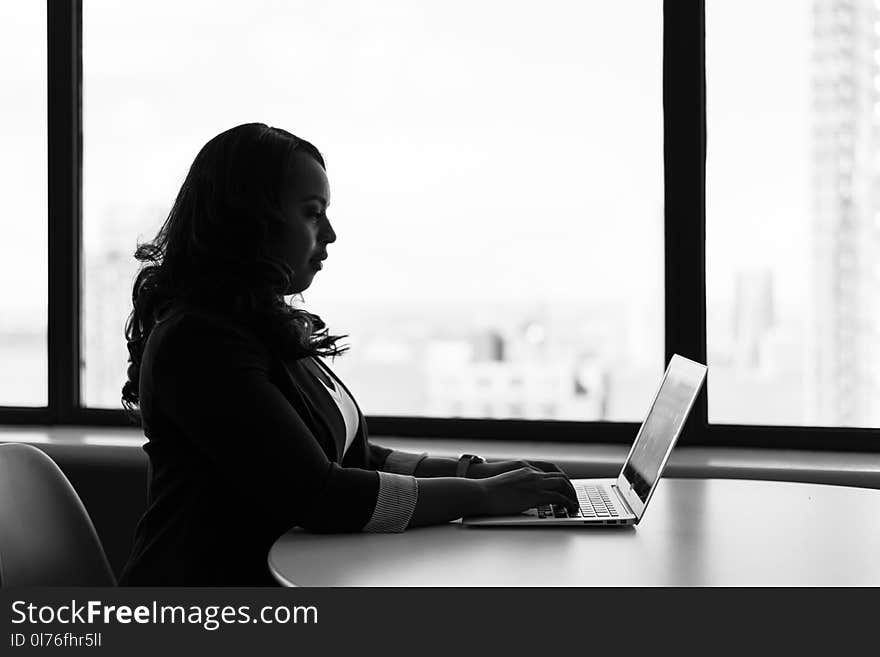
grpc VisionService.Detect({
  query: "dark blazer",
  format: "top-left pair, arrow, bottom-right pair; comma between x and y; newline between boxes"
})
119,305 -> 397,586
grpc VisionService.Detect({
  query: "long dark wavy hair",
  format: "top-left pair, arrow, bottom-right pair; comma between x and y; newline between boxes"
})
121,123 -> 348,425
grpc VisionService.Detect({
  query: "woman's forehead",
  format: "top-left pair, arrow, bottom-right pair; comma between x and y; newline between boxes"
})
285,151 -> 329,203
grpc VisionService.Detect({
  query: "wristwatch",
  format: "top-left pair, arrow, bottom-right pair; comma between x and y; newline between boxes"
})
456,453 -> 486,478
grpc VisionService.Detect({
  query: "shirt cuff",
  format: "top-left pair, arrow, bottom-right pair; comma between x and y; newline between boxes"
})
363,471 -> 419,533
381,449 -> 429,475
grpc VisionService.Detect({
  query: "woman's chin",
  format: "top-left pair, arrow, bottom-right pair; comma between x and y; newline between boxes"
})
286,276 -> 314,296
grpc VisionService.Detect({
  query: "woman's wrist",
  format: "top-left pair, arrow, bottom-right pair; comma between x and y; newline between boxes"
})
407,476 -> 489,527
470,478 -> 490,516
464,461 -> 498,479
412,456 -> 459,478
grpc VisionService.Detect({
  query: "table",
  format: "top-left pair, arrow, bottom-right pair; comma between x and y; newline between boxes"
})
268,478 -> 880,586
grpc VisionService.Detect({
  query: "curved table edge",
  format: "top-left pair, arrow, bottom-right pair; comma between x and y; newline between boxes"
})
267,548 -> 297,587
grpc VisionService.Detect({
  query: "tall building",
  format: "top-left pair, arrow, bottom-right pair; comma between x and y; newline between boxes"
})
731,268 -> 775,371
808,0 -> 880,426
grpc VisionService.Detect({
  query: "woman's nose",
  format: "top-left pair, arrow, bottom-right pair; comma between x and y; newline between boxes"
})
322,218 -> 337,243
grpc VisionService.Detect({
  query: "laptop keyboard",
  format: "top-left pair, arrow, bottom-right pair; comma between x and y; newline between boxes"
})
537,484 -> 619,519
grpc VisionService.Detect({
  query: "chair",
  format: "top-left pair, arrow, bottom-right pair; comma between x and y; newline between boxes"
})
0,443 -> 116,586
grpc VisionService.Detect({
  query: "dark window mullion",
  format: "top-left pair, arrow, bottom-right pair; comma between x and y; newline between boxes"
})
663,0 -> 708,446
0,408 -> 53,425
47,0 -> 82,425
707,425 -> 880,453
366,418 -> 640,444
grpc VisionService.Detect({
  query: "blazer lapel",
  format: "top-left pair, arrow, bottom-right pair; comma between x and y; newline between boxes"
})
276,359 -> 341,462
312,357 -> 369,468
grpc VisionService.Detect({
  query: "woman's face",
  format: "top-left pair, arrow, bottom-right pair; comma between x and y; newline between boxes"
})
274,151 -> 336,294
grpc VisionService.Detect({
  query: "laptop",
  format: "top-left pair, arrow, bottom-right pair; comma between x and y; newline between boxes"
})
461,353 -> 707,527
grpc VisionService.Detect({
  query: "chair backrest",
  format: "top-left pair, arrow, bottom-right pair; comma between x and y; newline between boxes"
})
0,443 -> 116,586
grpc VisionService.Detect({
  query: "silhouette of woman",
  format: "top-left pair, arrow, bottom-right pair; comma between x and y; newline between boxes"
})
118,123 -> 579,585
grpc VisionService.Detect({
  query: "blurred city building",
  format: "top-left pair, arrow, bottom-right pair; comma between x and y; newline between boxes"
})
731,268 -> 774,371
807,0 -> 880,426
423,325 -> 609,420
83,203 -> 164,408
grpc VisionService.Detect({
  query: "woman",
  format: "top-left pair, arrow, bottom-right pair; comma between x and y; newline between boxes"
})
119,123 -> 579,586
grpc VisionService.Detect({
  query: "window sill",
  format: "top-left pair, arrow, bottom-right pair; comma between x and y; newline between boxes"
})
2,426 -> 878,489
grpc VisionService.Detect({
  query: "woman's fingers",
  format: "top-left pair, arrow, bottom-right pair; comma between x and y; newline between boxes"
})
537,473 -> 579,507
544,491 -> 579,512
524,484 -> 577,513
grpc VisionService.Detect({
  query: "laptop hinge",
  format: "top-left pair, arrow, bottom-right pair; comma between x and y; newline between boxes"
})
612,483 -> 636,518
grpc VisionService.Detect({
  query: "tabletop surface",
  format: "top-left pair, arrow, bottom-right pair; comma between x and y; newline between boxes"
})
268,478 -> 880,586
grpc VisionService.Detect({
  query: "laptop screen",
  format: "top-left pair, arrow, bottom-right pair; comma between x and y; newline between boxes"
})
621,355 -> 706,504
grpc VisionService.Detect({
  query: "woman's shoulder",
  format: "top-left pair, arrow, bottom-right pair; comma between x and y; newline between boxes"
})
155,301 -> 251,331
146,303 -> 271,364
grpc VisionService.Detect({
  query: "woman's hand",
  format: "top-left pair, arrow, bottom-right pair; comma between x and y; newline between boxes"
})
475,468 -> 580,516
466,459 -> 566,479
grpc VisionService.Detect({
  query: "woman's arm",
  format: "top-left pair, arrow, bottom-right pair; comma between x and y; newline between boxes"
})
413,456 -> 459,477
372,444 -> 567,479
368,443 -> 458,477
407,477 -> 485,528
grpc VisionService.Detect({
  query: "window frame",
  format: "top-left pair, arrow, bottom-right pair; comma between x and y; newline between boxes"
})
1,0 -> 878,453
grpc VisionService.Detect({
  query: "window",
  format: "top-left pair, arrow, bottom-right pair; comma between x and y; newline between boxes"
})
0,2 -> 48,407
9,2 -> 877,451
82,0 -> 664,421
707,0 -> 880,428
